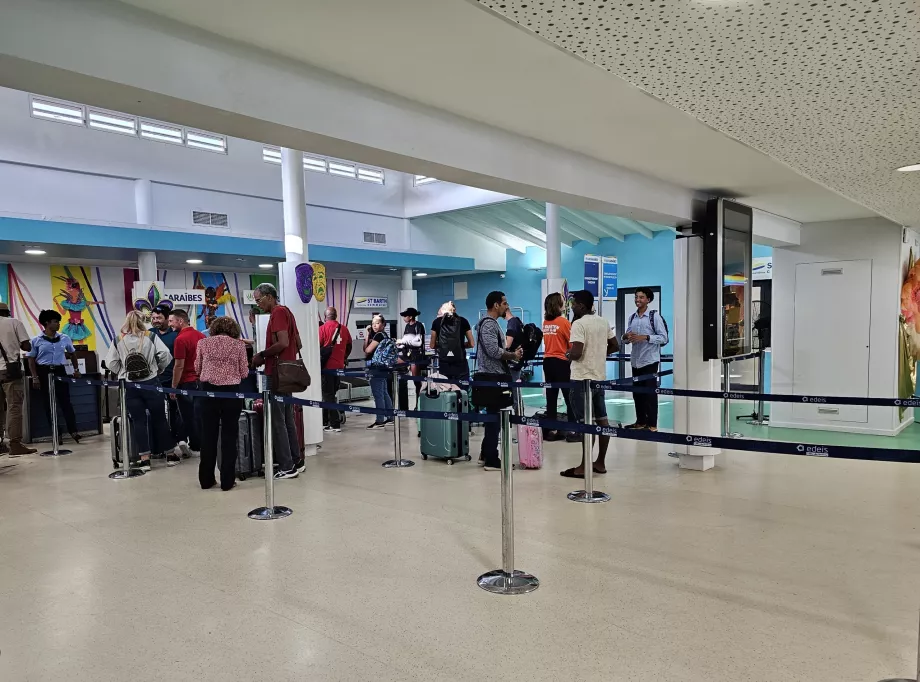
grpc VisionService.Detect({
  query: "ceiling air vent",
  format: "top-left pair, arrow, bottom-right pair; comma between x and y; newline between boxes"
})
363,231 -> 387,245
193,211 -> 229,228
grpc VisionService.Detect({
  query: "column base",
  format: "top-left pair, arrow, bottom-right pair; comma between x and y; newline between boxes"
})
678,453 -> 716,471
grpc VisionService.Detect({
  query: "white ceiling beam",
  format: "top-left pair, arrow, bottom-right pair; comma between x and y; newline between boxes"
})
499,202 -> 575,247
615,216 -> 655,239
520,201 -> 599,245
452,212 -> 546,250
488,206 -> 549,241
559,207 -> 625,242
428,214 -> 528,253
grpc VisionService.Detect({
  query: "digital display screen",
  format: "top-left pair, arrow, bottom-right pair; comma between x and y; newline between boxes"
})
721,203 -> 752,357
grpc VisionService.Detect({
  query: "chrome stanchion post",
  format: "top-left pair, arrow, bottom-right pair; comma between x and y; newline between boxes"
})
41,373 -> 72,456
722,360 -> 742,439
109,379 -> 143,478
748,349 -> 769,426
568,379 -> 610,503
878,609 -> 920,681
477,410 -> 539,595
248,384 -> 292,520
383,369 -> 414,468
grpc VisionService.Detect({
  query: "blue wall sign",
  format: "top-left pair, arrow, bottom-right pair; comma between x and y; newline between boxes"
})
602,256 -> 618,300
583,255 -> 600,297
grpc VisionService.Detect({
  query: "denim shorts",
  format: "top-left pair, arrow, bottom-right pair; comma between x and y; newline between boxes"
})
570,384 -> 607,423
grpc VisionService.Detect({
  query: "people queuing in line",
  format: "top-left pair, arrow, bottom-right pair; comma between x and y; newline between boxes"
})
150,305 -> 191,456
250,283 -> 305,480
169,309 -> 204,457
0,303 -> 36,456
319,306 -> 352,433
430,301 -> 474,384
364,313 -> 395,430
540,292 -> 576,442
622,286 -> 669,432
561,290 -> 619,479
27,309 -> 82,445
106,310 -> 180,470
396,307 -> 425,411
476,291 -> 523,471
195,316 -> 250,491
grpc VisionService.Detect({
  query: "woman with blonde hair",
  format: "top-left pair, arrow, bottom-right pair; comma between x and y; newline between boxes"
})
105,310 -> 179,470
195,316 -> 250,490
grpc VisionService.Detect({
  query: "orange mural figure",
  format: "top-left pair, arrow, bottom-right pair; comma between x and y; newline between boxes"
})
55,276 -> 100,345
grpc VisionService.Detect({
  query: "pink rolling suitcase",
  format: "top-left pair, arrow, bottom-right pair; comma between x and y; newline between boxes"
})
516,424 -> 543,469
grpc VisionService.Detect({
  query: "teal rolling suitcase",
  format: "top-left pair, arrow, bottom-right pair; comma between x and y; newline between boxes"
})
419,388 -> 471,465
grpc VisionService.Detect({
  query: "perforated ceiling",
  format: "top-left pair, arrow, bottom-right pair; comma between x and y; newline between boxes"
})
475,0 -> 920,226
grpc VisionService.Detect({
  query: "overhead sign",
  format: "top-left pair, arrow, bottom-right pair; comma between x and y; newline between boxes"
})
132,283 -> 205,306
601,256 -> 618,300
753,256 -> 773,280
353,296 -> 389,309
583,255 -> 600,297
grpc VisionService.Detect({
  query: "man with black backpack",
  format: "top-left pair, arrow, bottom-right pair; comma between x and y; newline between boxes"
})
429,301 -> 474,384
622,286 -> 669,431
318,306 -> 352,433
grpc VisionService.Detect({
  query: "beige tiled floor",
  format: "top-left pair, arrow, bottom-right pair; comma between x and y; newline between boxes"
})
1,419 -> 919,681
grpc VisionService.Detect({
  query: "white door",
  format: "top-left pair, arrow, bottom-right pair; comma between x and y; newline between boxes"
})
792,260 -> 871,423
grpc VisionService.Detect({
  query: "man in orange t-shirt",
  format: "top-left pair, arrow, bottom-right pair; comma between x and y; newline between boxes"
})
540,292 -> 576,441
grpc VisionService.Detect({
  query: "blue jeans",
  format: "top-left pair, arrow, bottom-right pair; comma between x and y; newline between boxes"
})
369,372 -> 393,424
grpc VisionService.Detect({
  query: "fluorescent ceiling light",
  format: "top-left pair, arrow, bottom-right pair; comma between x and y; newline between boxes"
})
25,249 -> 46,256
897,164 -> 920,172
258,264 -> 273,269
415,272 -> 428,277
186,259 -> 203,264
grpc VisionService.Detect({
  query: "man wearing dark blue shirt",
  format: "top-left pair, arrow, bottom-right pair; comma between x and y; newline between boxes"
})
27,309 -> 81,443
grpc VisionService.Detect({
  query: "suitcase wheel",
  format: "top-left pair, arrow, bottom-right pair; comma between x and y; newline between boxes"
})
465,455 -> 472,461
421,454 -> 428,460
239,474 -> 248,482
447,459 -> 454,465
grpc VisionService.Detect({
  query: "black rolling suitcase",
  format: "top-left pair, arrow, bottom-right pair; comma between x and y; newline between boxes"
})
218,410 -> 264,481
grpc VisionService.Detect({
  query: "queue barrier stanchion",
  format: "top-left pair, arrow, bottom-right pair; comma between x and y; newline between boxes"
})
477,410 -> 539,595
721,360 -> 743,439
383,370 -> 414,469
748,349 -> 769,426
248,386 -> 292,520
41,373 -> 72,457
568,379 -> 610,503
878,609 -> 920,681
109,378 -> 144,479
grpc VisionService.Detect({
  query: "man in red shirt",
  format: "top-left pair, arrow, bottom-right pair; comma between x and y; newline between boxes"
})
318,306 -> 353,433
169,308 -> 205,456
250,283 -> 304,479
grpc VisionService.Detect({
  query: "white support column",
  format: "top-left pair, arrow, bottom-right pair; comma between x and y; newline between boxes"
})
673,231 -> 721,471
137,251 -> 157,285
398,268 -> 416,339
545,203 -> 562,281
134,178 -> 153,226
280,148 -> 322,455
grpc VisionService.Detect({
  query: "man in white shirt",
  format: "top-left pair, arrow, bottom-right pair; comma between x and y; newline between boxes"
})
0,303 -> 36,456
560,290 -> 618,478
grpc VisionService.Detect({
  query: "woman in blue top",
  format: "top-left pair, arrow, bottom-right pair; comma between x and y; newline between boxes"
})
26,309 -> 81,443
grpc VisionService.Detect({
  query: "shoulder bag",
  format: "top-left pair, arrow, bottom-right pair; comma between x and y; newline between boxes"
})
274,309 -> 311,394
0,341 -> 22,381
319,323 -> 341,368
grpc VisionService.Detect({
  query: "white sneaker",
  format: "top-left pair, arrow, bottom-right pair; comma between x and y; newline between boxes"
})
178,441 -> 193,458
273,468 -> 299,480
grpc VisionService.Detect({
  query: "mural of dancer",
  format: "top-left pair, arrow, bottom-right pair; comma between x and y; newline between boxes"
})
49,266 -> 112,351
194,272 -> 238,332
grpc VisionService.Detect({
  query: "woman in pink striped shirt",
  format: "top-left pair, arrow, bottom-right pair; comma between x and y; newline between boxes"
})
195,316 -> 250,491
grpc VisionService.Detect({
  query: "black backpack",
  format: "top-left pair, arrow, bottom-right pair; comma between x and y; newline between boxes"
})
517,323 -> 544,363
437,314 -> 464,360
122,335 -> 153,381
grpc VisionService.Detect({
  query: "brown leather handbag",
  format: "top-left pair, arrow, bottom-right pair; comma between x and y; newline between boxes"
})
272,311 -> 311,394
